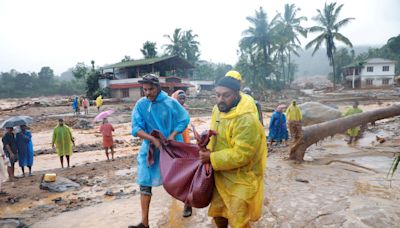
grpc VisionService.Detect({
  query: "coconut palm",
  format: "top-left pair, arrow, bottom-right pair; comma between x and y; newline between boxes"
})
163,28 -> 200,64
305,2 -> 354,88
163,28 -> 184,58
276,3 -> 307,84
182,30 -> 200,64
141,41 -> 158,59
242,7 -> 273,69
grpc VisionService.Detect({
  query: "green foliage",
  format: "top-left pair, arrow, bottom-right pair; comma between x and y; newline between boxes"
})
72,62 -> 88,79
192,61 -> 232,81
0,68 -> 85,98
387,154 -> 400,182
237,4 -> 306,90
163,28 -> 200,65
329,48 -> 355,84
141,41 -> 158,59
85,69 -> 101,99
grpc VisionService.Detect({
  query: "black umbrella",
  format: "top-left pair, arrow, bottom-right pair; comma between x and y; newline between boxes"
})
0,116 -> 33,129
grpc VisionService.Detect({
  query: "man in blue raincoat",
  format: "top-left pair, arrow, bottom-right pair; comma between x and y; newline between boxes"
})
130,74 -> 190,228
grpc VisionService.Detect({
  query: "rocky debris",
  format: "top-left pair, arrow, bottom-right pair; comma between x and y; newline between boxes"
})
104,190 -> 114,196
0,219 -> 29,228
293,76 -> 333,90
6,196 -> 20,204
72,118 -> 93,129
40,177 -> 80,193
130,137 -> 142,146
299,102 -> 342,126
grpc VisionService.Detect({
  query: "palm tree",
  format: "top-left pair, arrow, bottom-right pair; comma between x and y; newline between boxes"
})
306,2 -> 354,89
141,41 -> 158,59
276,4 -> 307,84
242,7 -> 273,71
182,30 -> 200,64
163,28 -> 184,58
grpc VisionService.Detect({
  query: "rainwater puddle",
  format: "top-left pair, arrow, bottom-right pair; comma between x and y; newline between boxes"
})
340,156 -> 393,173
0,192 -> 69,218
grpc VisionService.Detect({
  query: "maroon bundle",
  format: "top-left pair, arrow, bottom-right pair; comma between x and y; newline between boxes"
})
147,128 -> 216,208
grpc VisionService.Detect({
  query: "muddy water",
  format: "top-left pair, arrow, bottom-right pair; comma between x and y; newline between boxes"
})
7,104 -> 400,227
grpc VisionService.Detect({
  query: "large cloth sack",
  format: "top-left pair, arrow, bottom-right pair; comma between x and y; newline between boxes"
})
147,128 -> 216,208
298,102 -> 341,126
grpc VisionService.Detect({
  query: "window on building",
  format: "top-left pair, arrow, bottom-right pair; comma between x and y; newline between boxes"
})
382,66 -> 389,71
366,79 -> 373,85
122,88 -> 129,98
382,79 -> 390,85
367,66 -> 373,72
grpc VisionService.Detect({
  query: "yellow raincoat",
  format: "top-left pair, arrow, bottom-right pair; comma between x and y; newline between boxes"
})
52,125 -> 74,156
343,107 -> 363,136
286,103 -> 302,121
96,95 -> 103,108
207,95 -> 267,228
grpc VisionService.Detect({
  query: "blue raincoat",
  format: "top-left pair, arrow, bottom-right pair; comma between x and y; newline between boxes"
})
268,111 -> 288,142
16,130 -> 34,167
132,91 -> 190,187
72,97 -> 78,111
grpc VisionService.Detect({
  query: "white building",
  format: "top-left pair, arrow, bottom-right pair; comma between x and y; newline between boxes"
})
342,58 -> 396,89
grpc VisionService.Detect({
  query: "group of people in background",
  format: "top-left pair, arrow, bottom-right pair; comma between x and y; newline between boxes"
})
267,100 -> 303,148
1,124 -> 34,182
71,95 -> 103,115
0,69 -> 366,228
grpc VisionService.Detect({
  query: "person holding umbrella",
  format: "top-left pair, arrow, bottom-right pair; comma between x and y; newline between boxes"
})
52,119 -> 75,168
2,127 -> 18,181
99,118 -> 115,161
16,125 -> 34,177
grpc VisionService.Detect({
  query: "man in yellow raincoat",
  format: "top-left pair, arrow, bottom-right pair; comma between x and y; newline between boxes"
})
96,95 -> 103,112
52,119 -> 75,168
286,100 -> 303,141
343,101 -> 363,144
199,73 -> 267,228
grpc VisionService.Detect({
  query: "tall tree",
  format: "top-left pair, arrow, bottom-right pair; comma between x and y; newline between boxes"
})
163,28 -> 200,64
72,62 -> 89,80
141,41 -> 158,59
182,30 -> 200,64
163,28 -> 184,58
276,4 -> 307,84
242,7 -> 272,71
306,2 -> 354,88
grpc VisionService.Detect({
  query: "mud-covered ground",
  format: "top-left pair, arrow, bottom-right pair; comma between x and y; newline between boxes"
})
0,90 -> 400,228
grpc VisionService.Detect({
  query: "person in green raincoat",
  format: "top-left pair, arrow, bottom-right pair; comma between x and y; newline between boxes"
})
52,119 -> 75,168
343,101 -> 363,144
199,73 -> 267,228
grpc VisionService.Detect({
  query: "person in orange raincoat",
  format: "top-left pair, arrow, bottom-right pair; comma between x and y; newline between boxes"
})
171,90 -> 191,143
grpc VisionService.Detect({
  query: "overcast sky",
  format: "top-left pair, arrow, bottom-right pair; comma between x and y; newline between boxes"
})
0,0 -> 399,75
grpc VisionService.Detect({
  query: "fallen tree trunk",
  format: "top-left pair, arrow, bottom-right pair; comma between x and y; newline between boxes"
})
0,102 -> 30,111
290,105 -> 400,162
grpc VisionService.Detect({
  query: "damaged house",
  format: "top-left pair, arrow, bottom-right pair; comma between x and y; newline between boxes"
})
99,55 -> 195,99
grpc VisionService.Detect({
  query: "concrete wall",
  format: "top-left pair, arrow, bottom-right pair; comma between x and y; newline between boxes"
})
360,62 -> 395,88
111,88 -> 141,100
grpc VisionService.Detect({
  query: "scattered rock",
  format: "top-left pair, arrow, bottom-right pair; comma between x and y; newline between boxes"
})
295,178 -> 309,183
104,190 -> 114,196
6,196 -> 20,204
72,118 -> 93,130
40,177 -> 80,193
0,219 -> 29,228
52,197 -> 63,203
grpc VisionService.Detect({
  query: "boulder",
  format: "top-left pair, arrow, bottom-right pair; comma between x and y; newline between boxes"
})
72,118 -> 93,129
40,176 -> 80,193
299,102 -> 342,126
